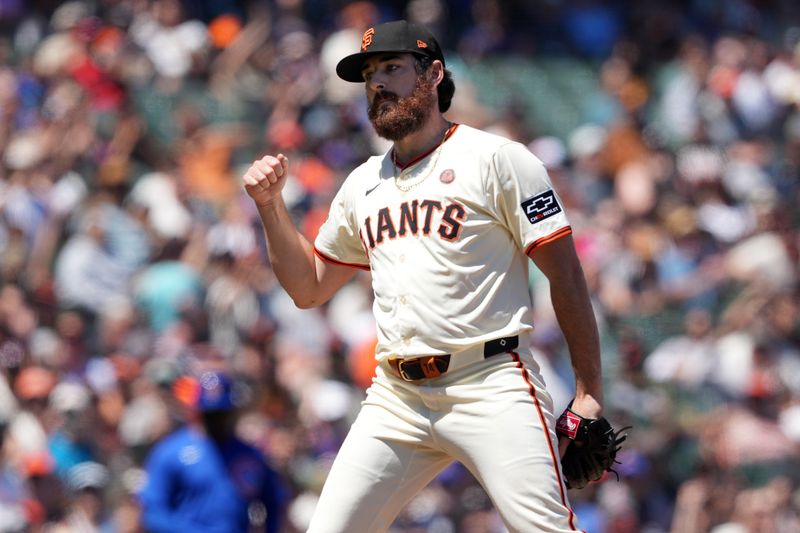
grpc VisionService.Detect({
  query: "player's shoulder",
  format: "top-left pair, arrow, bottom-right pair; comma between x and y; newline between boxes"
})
451,124 -> 518,148
227,438 -> 271,472
335,153 -> 390,199
453,126 -> 548,186
169,426 -> 202,446
339,153 -> 385,186
147,426 -> 195,459
230,436 -> 265,456
451,124 -> 528,156
352,153 -> 386,175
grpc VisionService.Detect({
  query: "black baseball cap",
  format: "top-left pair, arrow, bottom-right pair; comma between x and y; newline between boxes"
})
336,20 -> 445,83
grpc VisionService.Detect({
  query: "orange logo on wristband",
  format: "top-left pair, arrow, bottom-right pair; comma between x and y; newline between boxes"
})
361,28 -> 375,51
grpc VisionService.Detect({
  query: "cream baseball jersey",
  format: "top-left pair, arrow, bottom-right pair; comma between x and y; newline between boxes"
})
314,124 -> 571,360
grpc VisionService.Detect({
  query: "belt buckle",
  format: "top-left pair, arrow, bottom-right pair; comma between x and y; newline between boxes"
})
420,356 -> 442,379
393,355 -> 449,382
397,359 -> 415,382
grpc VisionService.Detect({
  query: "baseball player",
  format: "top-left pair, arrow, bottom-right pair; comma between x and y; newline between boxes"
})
139,372 -> 287,532
243,20 -> 605,533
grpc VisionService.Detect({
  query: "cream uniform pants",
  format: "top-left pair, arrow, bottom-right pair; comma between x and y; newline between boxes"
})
306,348 -> 583,533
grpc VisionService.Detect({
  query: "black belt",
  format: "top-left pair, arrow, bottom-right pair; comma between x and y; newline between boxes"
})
388,335 -> 519,382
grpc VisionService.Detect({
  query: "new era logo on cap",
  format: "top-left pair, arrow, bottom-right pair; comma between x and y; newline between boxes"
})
337,20 -> 445,82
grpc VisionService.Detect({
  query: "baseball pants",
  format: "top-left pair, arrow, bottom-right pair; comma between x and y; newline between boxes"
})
306,348 -> 582,533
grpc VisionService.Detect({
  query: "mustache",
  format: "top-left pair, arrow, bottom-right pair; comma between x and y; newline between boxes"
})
373,91 -> 399,105
368,91 -> 400,120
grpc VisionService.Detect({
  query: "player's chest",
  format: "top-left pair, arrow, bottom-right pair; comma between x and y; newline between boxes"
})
354,165 -> 490,252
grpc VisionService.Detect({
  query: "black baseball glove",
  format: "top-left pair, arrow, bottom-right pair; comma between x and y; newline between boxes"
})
555,407 -> 630,489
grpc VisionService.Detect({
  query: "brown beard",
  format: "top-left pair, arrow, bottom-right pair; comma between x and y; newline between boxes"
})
368,75 -> 437,141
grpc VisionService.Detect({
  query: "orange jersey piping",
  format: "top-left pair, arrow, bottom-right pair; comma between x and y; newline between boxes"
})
510,352 -> 583,532
313,247 -> 370,271
525,226 -> 572,257
392,123 -> 459,170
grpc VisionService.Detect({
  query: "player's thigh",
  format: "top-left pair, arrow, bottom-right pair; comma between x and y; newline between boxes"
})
440,356 -> 579,532
308,394 -> 451,533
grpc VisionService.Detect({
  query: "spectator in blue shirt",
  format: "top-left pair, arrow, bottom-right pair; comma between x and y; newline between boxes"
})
139,371 -> 286,533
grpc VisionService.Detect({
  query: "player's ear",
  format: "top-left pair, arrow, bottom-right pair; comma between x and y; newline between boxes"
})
429,59 -> 445,86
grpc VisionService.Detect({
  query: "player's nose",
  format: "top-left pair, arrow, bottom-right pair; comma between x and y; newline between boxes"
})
367,76 -> 386,93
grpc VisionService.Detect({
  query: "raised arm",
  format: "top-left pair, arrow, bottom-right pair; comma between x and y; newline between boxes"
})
243,154 -> 356,308
529,234 -> 604,424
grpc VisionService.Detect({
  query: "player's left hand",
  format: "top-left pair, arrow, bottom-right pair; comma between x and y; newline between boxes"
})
557,396 -> 601,458
555,403 -> 630,490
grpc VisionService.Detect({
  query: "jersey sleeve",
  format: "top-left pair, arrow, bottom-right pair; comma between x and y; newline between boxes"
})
313,178 -> 370,270
490,142 -> 571,256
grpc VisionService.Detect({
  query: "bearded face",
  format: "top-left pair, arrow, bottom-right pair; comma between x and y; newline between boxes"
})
368,73 -> 438,141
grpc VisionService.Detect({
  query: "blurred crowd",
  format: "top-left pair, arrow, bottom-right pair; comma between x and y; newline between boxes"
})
0,0 -> 799,532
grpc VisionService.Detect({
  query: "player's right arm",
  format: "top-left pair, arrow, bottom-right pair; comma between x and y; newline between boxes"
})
243,154 -> 356,308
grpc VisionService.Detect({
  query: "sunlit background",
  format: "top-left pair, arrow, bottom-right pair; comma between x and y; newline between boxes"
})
1,1 -> 799,532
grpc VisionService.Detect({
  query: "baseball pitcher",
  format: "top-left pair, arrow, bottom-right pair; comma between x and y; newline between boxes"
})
243,20 -> 625,533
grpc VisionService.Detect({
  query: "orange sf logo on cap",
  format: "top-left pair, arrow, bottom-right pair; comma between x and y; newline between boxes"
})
417,40 -> 428,49
361,28 -> 375,51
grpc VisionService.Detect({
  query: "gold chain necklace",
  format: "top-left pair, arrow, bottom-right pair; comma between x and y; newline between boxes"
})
392,125 -> 451,193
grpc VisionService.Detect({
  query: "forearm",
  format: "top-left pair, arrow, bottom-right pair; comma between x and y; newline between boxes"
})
549,262 -> 604,412
256,198 -> 319,308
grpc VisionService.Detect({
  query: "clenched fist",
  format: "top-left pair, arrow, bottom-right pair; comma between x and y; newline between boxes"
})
243,153 -> 289,206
